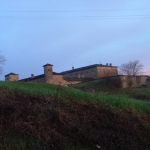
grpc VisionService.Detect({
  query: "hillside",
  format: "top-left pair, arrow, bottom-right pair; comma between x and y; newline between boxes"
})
70,82 -> 150,101
0,81 -> 150,150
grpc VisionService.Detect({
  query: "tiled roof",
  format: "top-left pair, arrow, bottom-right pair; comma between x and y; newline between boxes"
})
43,63 -> 53,67
63,77 -> 94,82
19,74 -> 45,82
61,64 -> 117,74
5,72 -> 18,77
19,72 -> 62,82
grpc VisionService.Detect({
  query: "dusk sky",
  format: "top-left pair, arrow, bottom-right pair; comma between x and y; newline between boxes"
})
0,0 -> 150,80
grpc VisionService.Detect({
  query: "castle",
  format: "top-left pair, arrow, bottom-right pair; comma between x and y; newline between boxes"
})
5,63 -> 118,85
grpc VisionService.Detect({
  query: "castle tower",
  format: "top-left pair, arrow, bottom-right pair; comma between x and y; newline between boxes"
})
43,64 -> 53,83
5,72 -> 19,81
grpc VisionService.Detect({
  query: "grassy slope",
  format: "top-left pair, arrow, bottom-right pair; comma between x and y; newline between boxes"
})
71,82 -> 150,96
71,82 -> 150,104
0,81 -> 150,113
0,81 -> 150,150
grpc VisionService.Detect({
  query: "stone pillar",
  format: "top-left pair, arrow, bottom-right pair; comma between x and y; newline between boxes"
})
43,64 -> 53,83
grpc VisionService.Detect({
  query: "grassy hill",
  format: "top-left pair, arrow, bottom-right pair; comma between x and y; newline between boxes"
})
0,81 -> 150,150
70,82 -> 150,101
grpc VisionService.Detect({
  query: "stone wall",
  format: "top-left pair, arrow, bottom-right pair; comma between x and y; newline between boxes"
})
97,66 -> 118,78
43,64 -> 53,83
49,75 -> 82,85
49,75 -> 68,85
63,66 -> 118,79
119,76 -> 148,88
88,75 -> 149,88
28,75 -> 81,86
29,77 -> 45,83
5,75 -> 19,81
63,66 -> 98,79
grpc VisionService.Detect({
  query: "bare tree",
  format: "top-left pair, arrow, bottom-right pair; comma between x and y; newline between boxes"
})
0,51 -> 6,74
119,60 -> 143,76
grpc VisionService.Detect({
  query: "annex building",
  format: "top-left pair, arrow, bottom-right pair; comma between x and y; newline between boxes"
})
5,63 -> 118,86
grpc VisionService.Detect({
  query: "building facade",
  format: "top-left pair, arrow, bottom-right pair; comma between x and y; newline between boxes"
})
61,63 -> 118,79
5,72 -> 19,81
19,64 -> 76,85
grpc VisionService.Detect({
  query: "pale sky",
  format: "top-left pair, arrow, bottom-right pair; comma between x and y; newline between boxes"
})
0,0 -> 150,80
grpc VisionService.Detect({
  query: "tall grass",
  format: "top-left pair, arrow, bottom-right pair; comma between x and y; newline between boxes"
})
0,81 -> 150,150
0,81 -> 150,113
0,136 -> 41,150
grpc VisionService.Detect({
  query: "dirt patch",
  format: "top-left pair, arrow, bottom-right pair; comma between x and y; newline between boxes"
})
0,88 -> 150,150
132,94 -> 150,101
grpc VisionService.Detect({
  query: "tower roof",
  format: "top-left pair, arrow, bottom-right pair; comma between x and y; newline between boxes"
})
5,72 -> 18,77
43,63 -> 53,67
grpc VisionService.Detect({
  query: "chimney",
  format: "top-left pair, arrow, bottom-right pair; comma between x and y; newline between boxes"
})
106,63 -> 108,66
110,63 -> 112,66
72,67 -> 74,70
31,74 -> 34,78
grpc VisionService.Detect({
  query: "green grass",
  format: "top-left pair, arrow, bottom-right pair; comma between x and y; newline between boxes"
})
0,81 -> 150,150
0,81 -> 150,113
71,81 -> 150,99
0,136 -> 42,150
116,87 -> 150,96
64,145 -> 93,150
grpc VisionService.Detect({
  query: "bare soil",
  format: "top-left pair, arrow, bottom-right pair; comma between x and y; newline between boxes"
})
0,88 -> 150,150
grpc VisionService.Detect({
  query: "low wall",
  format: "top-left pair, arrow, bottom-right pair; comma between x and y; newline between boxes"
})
89,75 -> 149,88
118,76 -> 148,88
29,77 -> 45,83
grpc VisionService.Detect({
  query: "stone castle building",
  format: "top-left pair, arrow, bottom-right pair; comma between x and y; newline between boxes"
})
5,72 -> 19,81
5,63 -> 118,85
61,63 -> 118,79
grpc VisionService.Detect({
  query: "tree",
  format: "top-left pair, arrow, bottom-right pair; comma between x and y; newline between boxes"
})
119,60 -> 143,76
0,51 -> 6,74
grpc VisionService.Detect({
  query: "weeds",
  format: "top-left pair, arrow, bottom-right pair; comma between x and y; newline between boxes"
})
0,81 -> 150,149
0,81 -> 150,113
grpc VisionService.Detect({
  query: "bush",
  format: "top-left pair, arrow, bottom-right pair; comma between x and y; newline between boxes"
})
104,77 -> 122,89
146,77 -> 150,87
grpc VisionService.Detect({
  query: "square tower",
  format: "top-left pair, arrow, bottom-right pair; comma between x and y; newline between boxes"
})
43,64 -> 53,83
5,72 -> 19,81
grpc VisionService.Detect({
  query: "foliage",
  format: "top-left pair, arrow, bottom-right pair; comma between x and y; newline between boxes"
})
0,51 -> 6,74
0,81 -> 150,113
0,81 -> 150,149
146,77 -> 150,87
71,81 -> 150,101
119,60 -> 143,76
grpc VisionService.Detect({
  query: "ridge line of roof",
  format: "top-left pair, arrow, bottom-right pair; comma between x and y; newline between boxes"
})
19,72 -> 62,81
5,72 -> 19,77
61,64 -> 117,74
